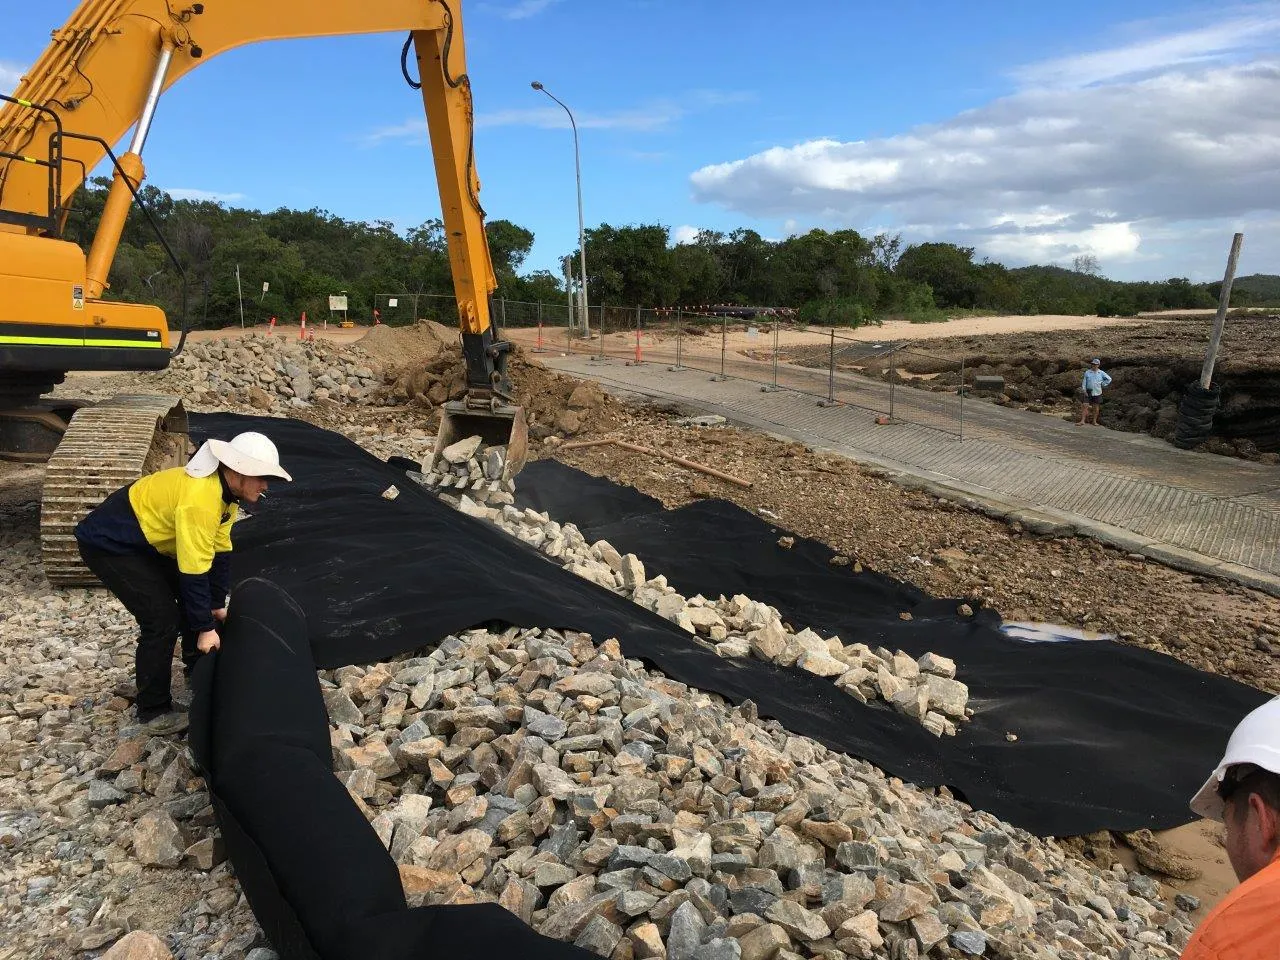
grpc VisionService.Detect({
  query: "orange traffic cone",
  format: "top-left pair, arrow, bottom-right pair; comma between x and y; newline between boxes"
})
299,313 -> 307,340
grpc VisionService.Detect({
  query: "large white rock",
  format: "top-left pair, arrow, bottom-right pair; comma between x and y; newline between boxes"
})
441,435 -> 482,464
921,674 -> 969,719
797,650 -> 848,678
918,652 -> 957,679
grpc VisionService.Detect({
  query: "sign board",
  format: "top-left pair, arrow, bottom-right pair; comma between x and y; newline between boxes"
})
388,298 -> 399,308
328,295 -> 349,312
262,282 -> 270,294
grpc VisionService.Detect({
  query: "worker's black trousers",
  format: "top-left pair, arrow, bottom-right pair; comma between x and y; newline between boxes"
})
77,545 -> 199,720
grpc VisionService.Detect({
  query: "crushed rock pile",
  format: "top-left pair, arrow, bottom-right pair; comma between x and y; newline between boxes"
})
156,333 -> 382,411
148,322 -> 619,445
0,499 -> 267,959
431,494 -> 971,737
328,623 -> 1195,959
418,434 -> 518,506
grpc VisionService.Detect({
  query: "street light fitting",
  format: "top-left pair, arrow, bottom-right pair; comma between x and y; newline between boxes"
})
530,80 -> 544,90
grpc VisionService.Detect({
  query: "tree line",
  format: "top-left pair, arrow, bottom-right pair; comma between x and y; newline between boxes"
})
77,178 -> 1269,330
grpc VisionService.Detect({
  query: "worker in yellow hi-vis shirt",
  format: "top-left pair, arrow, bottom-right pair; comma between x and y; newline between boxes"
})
75,432 -> 292,734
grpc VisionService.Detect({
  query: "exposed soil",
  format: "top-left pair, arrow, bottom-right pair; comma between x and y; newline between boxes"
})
787,315 -> 1280,462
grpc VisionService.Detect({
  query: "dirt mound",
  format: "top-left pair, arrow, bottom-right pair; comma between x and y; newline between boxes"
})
380,344 -> 620,440
356,320 -> 456,371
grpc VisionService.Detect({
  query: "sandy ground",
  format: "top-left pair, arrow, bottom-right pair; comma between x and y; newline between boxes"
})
180,315 -> 1151,360
1117,820 -> 1237,922
506,315 -> 1159,363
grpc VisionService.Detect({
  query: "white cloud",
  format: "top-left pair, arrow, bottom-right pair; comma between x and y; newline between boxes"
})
982,222 -> 1142,264
165,188 -> 246,204
690,15 -> 1280,276
362,90 -> 751,146
1014,7 -> 1280,88
672,225 -> 700,245
0,60 -> 24,93
480,0 -> 564,19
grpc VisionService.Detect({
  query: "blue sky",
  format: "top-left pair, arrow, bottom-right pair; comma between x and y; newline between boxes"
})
4,1 -> 1279,282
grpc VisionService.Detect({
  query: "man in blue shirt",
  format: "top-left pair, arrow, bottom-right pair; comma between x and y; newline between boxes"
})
1077,358 -> 1113,426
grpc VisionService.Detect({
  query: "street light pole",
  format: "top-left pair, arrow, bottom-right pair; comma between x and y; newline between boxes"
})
532,81 -> 590,338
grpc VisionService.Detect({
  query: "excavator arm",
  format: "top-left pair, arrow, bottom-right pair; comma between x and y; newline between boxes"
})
0,0 -> 509,390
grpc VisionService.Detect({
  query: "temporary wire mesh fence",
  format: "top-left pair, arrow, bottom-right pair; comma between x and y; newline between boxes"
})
560,308 -> 968,439
370,295 -> 968,437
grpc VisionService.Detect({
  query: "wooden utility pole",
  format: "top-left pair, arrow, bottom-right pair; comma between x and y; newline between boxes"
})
1200,233 -> 1244,390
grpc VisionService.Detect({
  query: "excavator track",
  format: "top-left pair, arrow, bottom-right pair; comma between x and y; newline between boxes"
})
41,395 -> 189,587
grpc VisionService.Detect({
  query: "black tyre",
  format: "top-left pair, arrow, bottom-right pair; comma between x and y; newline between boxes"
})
1179,396 -> 1216,416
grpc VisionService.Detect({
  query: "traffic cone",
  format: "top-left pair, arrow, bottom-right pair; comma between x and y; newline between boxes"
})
299,313 -> 307,340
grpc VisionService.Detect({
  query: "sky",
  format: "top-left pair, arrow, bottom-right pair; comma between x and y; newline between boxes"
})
3,0 -> 1279,283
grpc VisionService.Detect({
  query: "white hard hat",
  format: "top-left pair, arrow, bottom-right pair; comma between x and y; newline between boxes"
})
186,431 -> 292,481
1190,697 -> 1280,821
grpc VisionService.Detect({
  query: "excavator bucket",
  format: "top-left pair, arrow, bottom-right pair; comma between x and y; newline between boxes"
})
430,400 -> 529,482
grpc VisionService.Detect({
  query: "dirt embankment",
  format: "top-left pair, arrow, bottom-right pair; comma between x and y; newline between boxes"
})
367,322 -> 621,439
827,317 -> 1280,461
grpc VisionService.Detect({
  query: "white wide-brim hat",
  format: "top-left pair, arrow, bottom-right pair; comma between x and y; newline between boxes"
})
1190,697 -> 1280,821
186,431 -> 292,481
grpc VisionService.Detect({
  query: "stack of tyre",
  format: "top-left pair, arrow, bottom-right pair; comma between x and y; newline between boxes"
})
1173,381 -> 1220,449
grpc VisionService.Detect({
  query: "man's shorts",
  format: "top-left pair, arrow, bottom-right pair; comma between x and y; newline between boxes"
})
1085,392 -> 1103,405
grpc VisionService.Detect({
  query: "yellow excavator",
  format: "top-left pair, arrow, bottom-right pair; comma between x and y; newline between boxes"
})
0,0 -> 527,585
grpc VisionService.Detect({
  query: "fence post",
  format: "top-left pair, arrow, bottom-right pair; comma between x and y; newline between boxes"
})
818,328 -> 839,406
711,314 -> 728,381
889,343 -> 897,422
592,306 -> 605,362
670,308 -> 685,371
762,316 -> 782,392
629,304 -> 642,365
534,302 -> 546,353
959,355 -> 965,441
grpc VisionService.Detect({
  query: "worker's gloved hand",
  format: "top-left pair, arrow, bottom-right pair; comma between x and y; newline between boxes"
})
197,629 -> 221,654
212,607 -> 228,624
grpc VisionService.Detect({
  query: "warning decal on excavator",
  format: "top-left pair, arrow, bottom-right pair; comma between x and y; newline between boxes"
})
72,285 -> 84,310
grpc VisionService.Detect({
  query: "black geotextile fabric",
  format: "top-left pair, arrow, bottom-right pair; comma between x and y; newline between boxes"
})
514,459 -> 1272,833
190,413 -> 1267,838
187,577 -> 598,960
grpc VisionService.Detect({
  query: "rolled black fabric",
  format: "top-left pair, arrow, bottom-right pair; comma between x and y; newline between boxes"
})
188,577 -> 596,960
189,414 -> 1267,837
